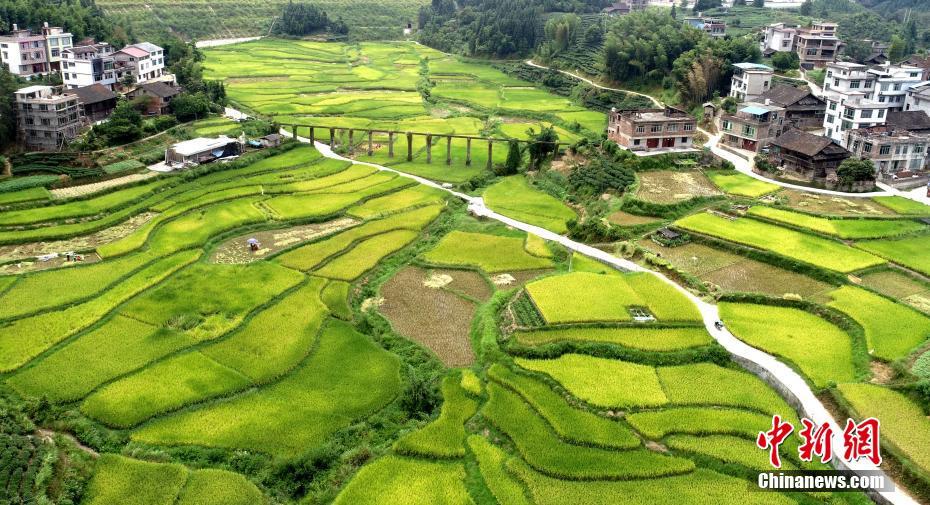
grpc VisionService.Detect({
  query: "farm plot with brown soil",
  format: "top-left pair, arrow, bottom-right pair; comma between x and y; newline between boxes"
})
427,268 -> 492,301
210,219 -> 357,264
640,241 -> 832,299
773,189 -> 894,216
379,266 -> 479,366
859,269 -> 930,314
607,210 -> 661,226
634,171 -> 721,204
0,212 -> 157,265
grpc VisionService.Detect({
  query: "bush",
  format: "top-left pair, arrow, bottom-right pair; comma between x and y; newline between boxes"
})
399,370 -> 441,420
0,175 -> 57,193
771,51 -> 800,72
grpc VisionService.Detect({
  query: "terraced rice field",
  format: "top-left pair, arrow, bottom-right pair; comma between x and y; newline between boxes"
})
3,37 -> 923,505
706,171 -> 779,198
202,39 -> 604,182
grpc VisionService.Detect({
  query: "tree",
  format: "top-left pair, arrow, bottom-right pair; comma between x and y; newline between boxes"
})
527,126 -> 559,170
692,0 -> 721,14
500,140 -> 523,175
543,13 -> 580,53
170,93 -> 212,122
753,0 -> 764,7
889,35 -> 907,62
670,4 -> 677,19
277,1 -> 332,36
93,100 -> 142,145
799,0 -> 813,15
732,0 -> 746,6
836,158 -> 876,184
0,68 -> 22,150
771,51 -> 800,71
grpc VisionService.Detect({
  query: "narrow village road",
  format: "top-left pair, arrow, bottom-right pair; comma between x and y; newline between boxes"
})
281,128 -> 917,505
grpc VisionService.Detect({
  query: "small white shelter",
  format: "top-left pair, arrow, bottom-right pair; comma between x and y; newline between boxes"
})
165,136 -> 241,167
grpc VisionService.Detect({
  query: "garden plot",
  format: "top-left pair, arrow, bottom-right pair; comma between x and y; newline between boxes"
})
857,234 -> 930,277
379,266 -> 478,366
873,196 -> 930,216
826,286 -> 930,361
422,230 -> 554,273
634,171 -> 722,204
838,383 -> 930,477
513,326 -> 712,351
778,189 -> 895,216
210,219 -> 358,264
639,241 -> 833,299
524,271 -> 702,324
860,270 -> 930,314
674,212 -> 885,273
332,455 -> 472,505
705,170 -> 779,198
83,454 -> 263,505
133,320 -> 402,457
719,303 -> 858,387
483,176 -> 576,234
746,206 -> 925,239
607,210 -> 661,226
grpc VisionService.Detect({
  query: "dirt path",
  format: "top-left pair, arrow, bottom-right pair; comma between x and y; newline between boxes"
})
36,429 -> 99,457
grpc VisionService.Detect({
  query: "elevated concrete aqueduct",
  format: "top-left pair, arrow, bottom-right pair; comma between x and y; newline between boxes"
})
281,123 -> 572,169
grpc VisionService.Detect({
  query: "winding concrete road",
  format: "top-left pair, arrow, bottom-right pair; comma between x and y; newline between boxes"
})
280,127 -> 916,505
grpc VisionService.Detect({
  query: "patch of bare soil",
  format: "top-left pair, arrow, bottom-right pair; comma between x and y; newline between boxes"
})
607,211 -> 661,226
0,212 -> 157,264
635,171 -> 722,204
433,268 -> 492,301
869,361 -> 896,385
210,218 -> 357,264
507,269 -> 552,287
777,189 -> 894,216
380,266 -> 476,367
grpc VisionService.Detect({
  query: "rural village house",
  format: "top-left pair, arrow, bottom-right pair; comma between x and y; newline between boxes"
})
768,128 -> 851,183
607,106 -> 696,153
758,85 -> 826,130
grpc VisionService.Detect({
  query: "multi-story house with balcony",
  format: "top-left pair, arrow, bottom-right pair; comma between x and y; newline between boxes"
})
846,123 -> 929,177
41,23 -> 73,72
14,85 -> 81,151
729,63 -> 773,102
61,42 -> 117,89
822,62 -> 925,144
795,22 -> 840,68
607,106 -> 697,153
905,81 -> 930,117
114,42 -> 167,85
719,102 -> 787,153
760,22 -> 841,68
0,25 -> 51,77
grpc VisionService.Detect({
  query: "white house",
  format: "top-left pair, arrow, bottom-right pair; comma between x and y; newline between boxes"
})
905,82 -> 930,117
114,42 -> 166,85
61,43 -> 116,89
822,62 -> 925,144
42,23 -> 73,72
0,25 -> 51,77
730,63 -> 773,102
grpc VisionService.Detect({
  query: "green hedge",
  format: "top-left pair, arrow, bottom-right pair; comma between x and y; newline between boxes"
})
0,175 -> 58,194
102,160 -> 145,175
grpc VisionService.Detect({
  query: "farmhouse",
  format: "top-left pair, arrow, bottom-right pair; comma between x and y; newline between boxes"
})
761,21 -> 842,69
768,128 -> 851,182
758,85 -> 826,130
607,106 -> 696,153
165,136 -> 242,167
14,85 -> 81,151
64,83 -> 117,123
719,102 -> 787,153
125,81 -> 181,115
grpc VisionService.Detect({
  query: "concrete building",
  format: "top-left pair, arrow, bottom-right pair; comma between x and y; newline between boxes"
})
61,42 -> 116,89
760,22 -> 841,68
905,55 -> 930,81
719,102 -> 787,153
769,128 -> 851,182
795,22 -> 841,68
607,106 -> 697,153
601,0 -> 647,16
14,85 -> 81,151
684,16 -> 727,38
114,42 -> 166,85
822,62 -> 925,144
846,124 -> 929,177
730,63 -> 774,102
41,23 -> 73,72
905,82 -> 930,117
758,85 -> 826,130
0,26 -> 50,77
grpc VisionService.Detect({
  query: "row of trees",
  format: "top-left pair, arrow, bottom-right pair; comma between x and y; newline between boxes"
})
276,1 -> 348,37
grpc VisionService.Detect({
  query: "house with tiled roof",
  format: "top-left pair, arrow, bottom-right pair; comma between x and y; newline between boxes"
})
768,128 -> 851,182
758,85 -> 826,130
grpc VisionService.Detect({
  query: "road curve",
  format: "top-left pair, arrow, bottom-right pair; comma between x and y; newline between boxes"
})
281,127 -> 916,505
